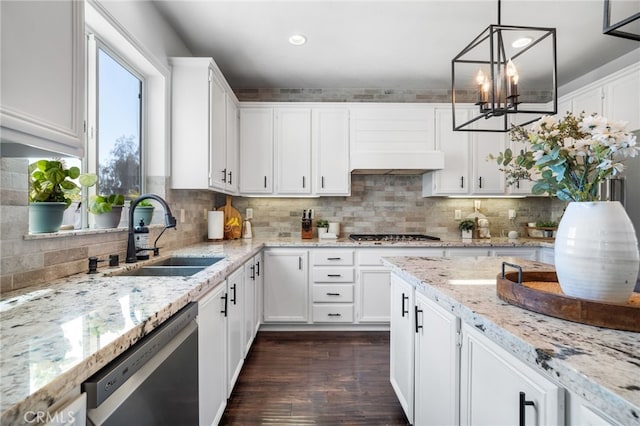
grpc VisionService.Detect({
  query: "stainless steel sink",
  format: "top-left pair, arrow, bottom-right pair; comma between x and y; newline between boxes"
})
115,256 -> 225,277
120,266 -> 207,277
150,256 -> 225,267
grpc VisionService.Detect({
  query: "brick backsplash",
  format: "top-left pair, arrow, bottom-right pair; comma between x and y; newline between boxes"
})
2,160 -> 564,293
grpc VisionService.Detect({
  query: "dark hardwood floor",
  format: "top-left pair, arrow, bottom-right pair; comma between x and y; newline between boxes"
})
220,331 -> 408,425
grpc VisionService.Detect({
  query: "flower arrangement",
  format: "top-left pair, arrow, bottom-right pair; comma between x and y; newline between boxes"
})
491,112 -> 639,202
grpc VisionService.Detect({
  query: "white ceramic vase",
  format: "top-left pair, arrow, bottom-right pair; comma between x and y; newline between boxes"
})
554,201 -> 639,304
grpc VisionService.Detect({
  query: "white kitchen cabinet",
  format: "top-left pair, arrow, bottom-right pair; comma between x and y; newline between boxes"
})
239,108 -> 274,194
170,57 -> 237,193
198,284 -> 227,426
414,291 -> 460,426
492,248 -> 538,260
570,87 -> 603,116
389,274 -> 415,424
423,107 -> 506,196
263,249 -> 309,322
460,323 -> 564,426
313,108 -> 351,195
243,253 -> 261,352
226,267 -> 245,395
44,392 -> 86,426
275,108 -> 312,194
225,97 -> 239,193
538,247 -> 555,265
567,390 -> 620,426
0,0 -> 85,157
445,247 -> 491,257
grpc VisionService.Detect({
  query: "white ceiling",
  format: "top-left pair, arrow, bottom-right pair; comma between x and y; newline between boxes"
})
152,0 -> 640,91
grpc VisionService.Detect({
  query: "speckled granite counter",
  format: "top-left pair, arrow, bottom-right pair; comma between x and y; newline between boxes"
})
383,256 -> 639,425
0,236 -> 551,425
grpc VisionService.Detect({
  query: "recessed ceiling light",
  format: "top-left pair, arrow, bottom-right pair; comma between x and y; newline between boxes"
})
512,37 -> 533,48
288,34 -> 307,46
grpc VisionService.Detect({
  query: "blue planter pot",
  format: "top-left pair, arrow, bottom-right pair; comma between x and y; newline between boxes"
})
29,202 -> 67,233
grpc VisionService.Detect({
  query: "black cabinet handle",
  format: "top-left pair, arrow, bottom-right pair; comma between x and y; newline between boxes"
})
401,293 -> 409,317
221,293 -> 228,317
519,392 -> 535,426
327,274 -> 342,277
321,176 -> 325,188
328,313 -> 342,317
228,171 -> 232,185
302,176 -> 306,188
250,265 -> 256,280
299,256 -> 302,270
221,168 -> 227,183
326,292 -> 341,296
231,284 -> 237,304
415,305 -> 423,333
327,257 -> 342,260
479,176 -> 483,188
460,176 -> 464,188
264,176 -> 267,188
256,261 -> 260,276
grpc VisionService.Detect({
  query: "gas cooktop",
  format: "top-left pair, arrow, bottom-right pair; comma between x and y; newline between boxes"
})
349,234 -> 441,242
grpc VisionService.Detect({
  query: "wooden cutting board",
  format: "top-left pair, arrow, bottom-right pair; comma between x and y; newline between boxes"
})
217,195 -> 242,239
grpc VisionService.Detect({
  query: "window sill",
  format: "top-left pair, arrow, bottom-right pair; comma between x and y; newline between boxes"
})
24,224 -> 165,241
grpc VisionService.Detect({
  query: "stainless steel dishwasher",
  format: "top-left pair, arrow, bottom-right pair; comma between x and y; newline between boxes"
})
83,302 -> 199,425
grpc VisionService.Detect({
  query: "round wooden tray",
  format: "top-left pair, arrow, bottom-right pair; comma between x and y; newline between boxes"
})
497,265 -> 639,332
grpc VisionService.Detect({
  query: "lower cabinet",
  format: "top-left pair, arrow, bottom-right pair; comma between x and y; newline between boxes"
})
226,267 -> 245,396
389,274 -> 415,423
460,323 -> 564,426
263,249 -> 309,322
414,291 -> 460,426
244,252 -> 262,351
198,283 -> 228,426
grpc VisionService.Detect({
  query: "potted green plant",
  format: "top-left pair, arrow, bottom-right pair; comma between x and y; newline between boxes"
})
88,194 -> 125,228
131,199 -> 155,227
535,220 -> 558,238
316,219 -> 329,237
458,219 -> 475,240
28,160 -> 96,233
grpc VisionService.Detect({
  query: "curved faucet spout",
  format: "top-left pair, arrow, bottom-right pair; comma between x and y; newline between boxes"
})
126,194 -> 177,263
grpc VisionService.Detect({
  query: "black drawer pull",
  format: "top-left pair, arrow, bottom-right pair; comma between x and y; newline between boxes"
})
415,306 -> 423,333
328,313 -> 342,317
326,292 -> 341,296
327,257 -> 342,260
221,293 -> 228,317
402,293 -> 409,317
327,274 -> 342,277
519,392 -> 535,426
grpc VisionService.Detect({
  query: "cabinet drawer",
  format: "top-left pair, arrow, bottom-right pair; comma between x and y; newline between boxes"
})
311,250 -> 354,266
312,267 -> 355,282
312,284 -> 354,303
312,304 -> 354,323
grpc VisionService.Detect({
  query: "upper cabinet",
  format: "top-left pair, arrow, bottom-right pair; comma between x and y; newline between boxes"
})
239,104 -> 350,196
0,0 -> 85,157
170,57 -> 238,194
559,63 -> 640,131
423,107 -> 506,197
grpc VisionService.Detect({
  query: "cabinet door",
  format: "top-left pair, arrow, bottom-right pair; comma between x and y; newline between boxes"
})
389,274 -> 415,424
225,97 -> 239,193
414,292 -> 460,426
428,108 -> 470,195
263,250 -> 309,322
313,108 -> 351,195
358,269 -> 391,323
254,251 -> 264,331
0,0 -> 85,157
604,67 -> 640,132
209,73 -> 227,190
198,284 -> 227,426
243,256 -> 257,353
240,108 -> 274,194
460,324 -> 564,426
472,121 -> 506,194
275,108 -> 311,194
227,268 -> 245,395
572,87 -> 603,116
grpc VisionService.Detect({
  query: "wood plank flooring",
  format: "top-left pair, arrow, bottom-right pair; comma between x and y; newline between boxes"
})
220,331 -> 408,425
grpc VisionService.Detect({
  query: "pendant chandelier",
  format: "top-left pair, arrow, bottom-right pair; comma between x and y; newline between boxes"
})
452,0 -> 557,132
603,0 -> 640,41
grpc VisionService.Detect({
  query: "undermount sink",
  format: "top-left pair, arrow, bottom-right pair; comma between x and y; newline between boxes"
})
116,256 -> 225,277
150,256 -> 225,267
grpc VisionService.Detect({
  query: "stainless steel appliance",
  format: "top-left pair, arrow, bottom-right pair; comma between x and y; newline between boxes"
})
83,303 -> 199,426
349,233 -> 441,242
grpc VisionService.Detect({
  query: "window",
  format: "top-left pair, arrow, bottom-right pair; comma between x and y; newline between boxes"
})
95,47 -> 142,197
88,39 -> 143,199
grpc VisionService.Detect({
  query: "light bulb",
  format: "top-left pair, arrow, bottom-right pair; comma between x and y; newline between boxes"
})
476,69 -> 486,85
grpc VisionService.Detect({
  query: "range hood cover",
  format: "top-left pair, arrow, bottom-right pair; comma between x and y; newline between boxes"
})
350,150 -> 445,175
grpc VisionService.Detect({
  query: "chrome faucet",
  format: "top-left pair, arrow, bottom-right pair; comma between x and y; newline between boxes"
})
126,194 -> 177,263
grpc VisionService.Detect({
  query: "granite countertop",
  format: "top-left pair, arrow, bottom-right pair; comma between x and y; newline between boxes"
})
383,256 -> 640,425
0,236 -> 550,425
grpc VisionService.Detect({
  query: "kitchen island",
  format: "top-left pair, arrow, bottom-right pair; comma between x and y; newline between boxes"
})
384,256 -> 639,425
